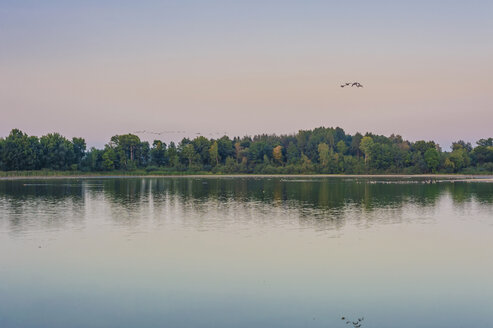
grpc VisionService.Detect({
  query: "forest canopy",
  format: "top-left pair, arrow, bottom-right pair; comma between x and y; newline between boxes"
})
1,127 -> 492,174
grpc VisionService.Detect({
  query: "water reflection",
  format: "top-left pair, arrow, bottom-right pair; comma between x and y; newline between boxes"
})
1,177 -> 492,234
0,180 -> 87,235
1,177 -> 493,328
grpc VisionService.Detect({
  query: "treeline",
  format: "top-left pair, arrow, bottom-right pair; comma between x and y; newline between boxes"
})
1,127 -> 493,174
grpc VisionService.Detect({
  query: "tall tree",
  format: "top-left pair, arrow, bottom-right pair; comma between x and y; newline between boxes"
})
182,144 -> 196,167
192,136 -> 212,166
350,133 -> 363,157
72,137 -> 86,167
318,143 -> 330,167
477,138 -> 493,147
424,148 -> 440,173
336,140 -> 348,155
217,136 -> 234,164
234,142 -> 242,164
111,133 -> 141,161
452,140 -> 472,152
2,129 -> 38,170
286,142 -> 300,164
359,136 -> 374,164
167,142 -> 179,167
209,141 -> 219,166
150,140 -> 167,166
109,134 -> 142,169
40,133 -> 75,170
102,147 -> 117,171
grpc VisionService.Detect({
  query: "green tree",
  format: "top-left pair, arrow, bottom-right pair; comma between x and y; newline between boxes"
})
471,145 -> 493,164
217,136 -> 234,164
414,140 -> 438,154
336,140 -> 348,155
82,147 -> 104,171
286,142 -> 300,164
109,134 -> 142,169
350,132 -> 363,157
359,136 -> 374,164
452,140 -> 472,152
140,141 -> 150,167
318,143 -> 330,167
72,137 -> 86,166
444,157 -> 455,173
248,141 -> 272,164
182,143 -> 196,167
234,142 -> 242,163
424,148 -> 440,173
209,141 -> 219,166
102,147 -> 117,171
2,129 -> 39,170
448,148 -> 470,172
40,133 -> 75,170
369,143 -> 394,171
167,142 -> 179,167
224,156 -> 237,173
192,136 -> 212,166
301,153 -> 314,172
477,138 -> 493,147
150,140 -> 167,166
3,125 -> 491,175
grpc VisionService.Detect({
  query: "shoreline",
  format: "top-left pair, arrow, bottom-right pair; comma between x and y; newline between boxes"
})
1,173 -> 493,181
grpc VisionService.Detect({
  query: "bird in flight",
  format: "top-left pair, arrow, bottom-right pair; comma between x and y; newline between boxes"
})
341,82 -> 363,88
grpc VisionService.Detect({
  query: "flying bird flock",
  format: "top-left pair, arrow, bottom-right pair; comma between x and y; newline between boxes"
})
340,82 -> 363,88
132,130 -> 228,137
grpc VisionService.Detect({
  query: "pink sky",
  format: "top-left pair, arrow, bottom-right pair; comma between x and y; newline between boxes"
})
1,1 -> 492,148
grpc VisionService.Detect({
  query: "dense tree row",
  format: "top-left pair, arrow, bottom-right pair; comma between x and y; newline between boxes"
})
1,127 -> 492,174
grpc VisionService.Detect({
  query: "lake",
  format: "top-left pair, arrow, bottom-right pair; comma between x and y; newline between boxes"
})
0,177 -> 492,328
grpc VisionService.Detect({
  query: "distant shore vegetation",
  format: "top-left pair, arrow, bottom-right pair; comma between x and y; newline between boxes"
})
1,127 -> 492,175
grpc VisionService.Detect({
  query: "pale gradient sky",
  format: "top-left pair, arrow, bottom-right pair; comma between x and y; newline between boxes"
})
1,0 -> 492,148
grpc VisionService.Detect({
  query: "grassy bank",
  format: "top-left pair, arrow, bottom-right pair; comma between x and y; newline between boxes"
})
0,169 -> 215,178
1,169 -> 492,180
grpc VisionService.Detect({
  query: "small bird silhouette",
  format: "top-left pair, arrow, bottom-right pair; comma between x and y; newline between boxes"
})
341,316 -> 364,327
341,82 -> 363,88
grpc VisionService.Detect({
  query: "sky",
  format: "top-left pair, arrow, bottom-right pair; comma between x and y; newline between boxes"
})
1,0 -> 492,149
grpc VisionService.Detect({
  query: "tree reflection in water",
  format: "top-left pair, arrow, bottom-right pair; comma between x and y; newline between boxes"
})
1,177 -> 491,234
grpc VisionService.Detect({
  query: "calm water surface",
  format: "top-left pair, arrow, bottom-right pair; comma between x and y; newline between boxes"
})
1,177 -> 492,328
